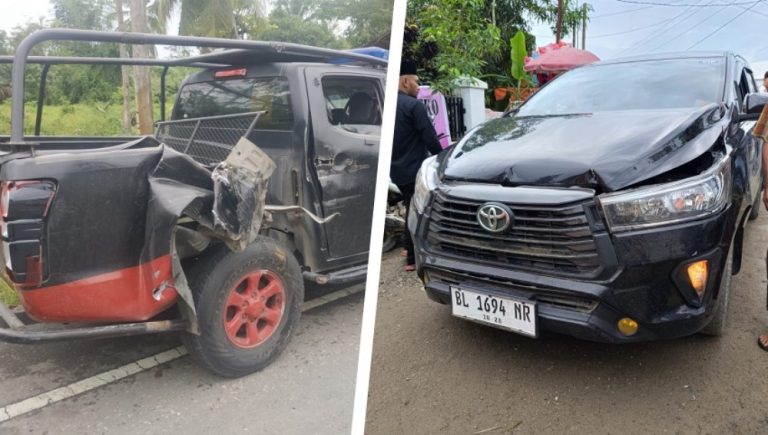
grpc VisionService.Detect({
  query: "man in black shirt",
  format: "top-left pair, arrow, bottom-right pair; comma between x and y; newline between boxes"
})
391,60 -> 443,271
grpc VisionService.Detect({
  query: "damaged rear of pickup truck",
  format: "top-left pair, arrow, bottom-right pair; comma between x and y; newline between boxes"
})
0,29 -> 385,377
410,52 -> 768,342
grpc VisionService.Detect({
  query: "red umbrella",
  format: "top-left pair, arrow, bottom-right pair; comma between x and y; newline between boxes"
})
524,46 -> 599,73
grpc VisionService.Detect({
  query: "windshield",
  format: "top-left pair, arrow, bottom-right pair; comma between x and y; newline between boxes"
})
517,58 -> 725,116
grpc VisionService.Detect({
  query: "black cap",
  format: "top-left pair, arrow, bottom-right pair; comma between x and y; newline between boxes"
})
400,59 -> 417,76
764,70 -> 768,79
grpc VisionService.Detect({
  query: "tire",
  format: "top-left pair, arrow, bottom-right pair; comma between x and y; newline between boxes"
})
382,228 -> 397,253
749,190 -> 761,221
699,248 -> 733,336
382,215 -> 403,253
182,236 -> 304,378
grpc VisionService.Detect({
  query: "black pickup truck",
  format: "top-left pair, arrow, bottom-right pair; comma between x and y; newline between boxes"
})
409,52 -> 768,342
0,29 -> 385,377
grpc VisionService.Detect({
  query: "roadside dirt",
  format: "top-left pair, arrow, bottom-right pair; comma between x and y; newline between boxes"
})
366,213 -> 768,434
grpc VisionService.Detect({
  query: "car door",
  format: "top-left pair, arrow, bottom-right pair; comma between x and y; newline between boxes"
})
734,65 -> 763,201
304,67 -> 383,259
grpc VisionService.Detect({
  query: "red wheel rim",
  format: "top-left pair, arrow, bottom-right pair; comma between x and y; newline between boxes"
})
222,270 -> 286,348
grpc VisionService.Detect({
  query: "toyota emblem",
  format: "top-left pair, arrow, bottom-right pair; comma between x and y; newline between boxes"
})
477,203 -> 514,233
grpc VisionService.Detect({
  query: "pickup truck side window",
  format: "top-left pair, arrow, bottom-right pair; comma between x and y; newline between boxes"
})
321,76 -> 381,136
174,77 -> 294,130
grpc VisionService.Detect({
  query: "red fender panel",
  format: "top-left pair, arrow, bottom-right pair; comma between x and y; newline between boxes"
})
16,255 -> 179,323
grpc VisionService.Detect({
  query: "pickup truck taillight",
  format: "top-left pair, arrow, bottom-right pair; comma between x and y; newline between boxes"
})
1,180 -> 57,287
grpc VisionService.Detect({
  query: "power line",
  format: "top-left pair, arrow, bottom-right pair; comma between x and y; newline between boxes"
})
592,6 -> 655,17
648,0 -> 735,51
614,0 -> 760,6
686,0 -> 763,49
738,3 -> 768,16
590,16 -> 679,38
615,0 -> 711,55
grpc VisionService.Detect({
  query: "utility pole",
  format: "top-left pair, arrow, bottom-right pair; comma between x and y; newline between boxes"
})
572,0 -> 578,46
129,0 -> 154,135
115,0 -> 132,134
581,8 -> 587,49
555,0 -> 564,43
572,22 -> 577,46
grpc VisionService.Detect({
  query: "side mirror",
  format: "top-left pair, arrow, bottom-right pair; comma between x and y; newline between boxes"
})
735,93 -> 768,122
745,92 -> 768,114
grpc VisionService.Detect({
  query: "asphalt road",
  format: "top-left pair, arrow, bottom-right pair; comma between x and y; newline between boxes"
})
366,213 -> 768,434
0,284 -> 363,434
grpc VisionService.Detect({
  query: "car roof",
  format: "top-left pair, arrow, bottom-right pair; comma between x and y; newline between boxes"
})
185,48 -> 387,68
587,51 -> 732,67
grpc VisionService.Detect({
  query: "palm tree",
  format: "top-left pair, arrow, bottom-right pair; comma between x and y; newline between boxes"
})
151,0 -> 265,39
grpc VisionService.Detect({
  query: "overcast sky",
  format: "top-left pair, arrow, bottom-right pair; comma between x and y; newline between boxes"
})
2,0 -> 767,73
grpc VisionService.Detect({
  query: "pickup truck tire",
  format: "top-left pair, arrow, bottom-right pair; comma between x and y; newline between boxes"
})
699,248 -> 733,336
182,237 -> 304,378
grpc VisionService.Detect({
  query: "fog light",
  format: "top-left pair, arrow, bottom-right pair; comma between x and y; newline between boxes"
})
686,260 -> 709,296
617,317 -> 638,336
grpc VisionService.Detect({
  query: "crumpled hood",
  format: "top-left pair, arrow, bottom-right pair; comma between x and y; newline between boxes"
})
442,104 -> 726,192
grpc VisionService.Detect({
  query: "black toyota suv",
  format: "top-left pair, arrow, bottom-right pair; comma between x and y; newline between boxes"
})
409,52 -> 768,342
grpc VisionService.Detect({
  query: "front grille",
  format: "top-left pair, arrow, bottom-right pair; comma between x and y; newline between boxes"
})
426,190 -> 601,276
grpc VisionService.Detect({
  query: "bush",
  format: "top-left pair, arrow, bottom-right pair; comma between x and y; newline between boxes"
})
0,280 -> 19,308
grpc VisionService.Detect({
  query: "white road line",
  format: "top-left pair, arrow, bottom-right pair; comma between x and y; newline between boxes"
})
0,347 -> 187,423
0,286 -> 363,424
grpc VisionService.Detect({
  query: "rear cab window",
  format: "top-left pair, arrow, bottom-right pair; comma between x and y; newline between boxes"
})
173,76 -> 294,130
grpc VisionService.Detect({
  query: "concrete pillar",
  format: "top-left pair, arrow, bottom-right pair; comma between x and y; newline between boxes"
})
453,76 -> 488,131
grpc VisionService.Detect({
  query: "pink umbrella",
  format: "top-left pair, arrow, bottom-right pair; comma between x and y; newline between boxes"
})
524,46 -> 599,73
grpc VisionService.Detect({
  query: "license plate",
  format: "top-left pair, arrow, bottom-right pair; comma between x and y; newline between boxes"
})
450,286 -> 537,337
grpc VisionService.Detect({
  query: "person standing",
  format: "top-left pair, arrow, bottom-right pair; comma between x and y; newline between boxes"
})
755,97 -> 768,350
391,60 -> 442,271
760,71 -> 768,93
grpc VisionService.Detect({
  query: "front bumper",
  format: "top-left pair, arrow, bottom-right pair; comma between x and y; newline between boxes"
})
411,202 -> 737,343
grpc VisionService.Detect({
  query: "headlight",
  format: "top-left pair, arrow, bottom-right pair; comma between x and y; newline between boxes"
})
413,156 -> 439,213
598,153 -> 731,232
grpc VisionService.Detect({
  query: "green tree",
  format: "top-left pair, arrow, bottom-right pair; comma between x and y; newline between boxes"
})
320,0 -> 393,47
50,0 -> 121,104
406,0 -> 591,93
0,31 -> 11,56
407,0 -> 501,92
151,0 -> 265,39
259,9 -> 343,48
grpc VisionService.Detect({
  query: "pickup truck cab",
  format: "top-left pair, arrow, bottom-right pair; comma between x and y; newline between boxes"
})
0,29 -> 386,377
410,52 -> 768,342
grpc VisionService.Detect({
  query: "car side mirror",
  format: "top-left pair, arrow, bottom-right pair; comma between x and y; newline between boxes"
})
745,92 -> 768,114
735,93 -> 768,122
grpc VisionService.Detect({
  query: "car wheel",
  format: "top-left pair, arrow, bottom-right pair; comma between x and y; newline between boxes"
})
749,190 -> 761,221
382,229 -> 397,253
382,215 -> 403,253
699,248 -> 733,336
182,236 -> 304,378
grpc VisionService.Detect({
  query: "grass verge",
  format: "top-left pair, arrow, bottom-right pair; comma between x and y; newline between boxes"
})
0,279 -> 19,308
